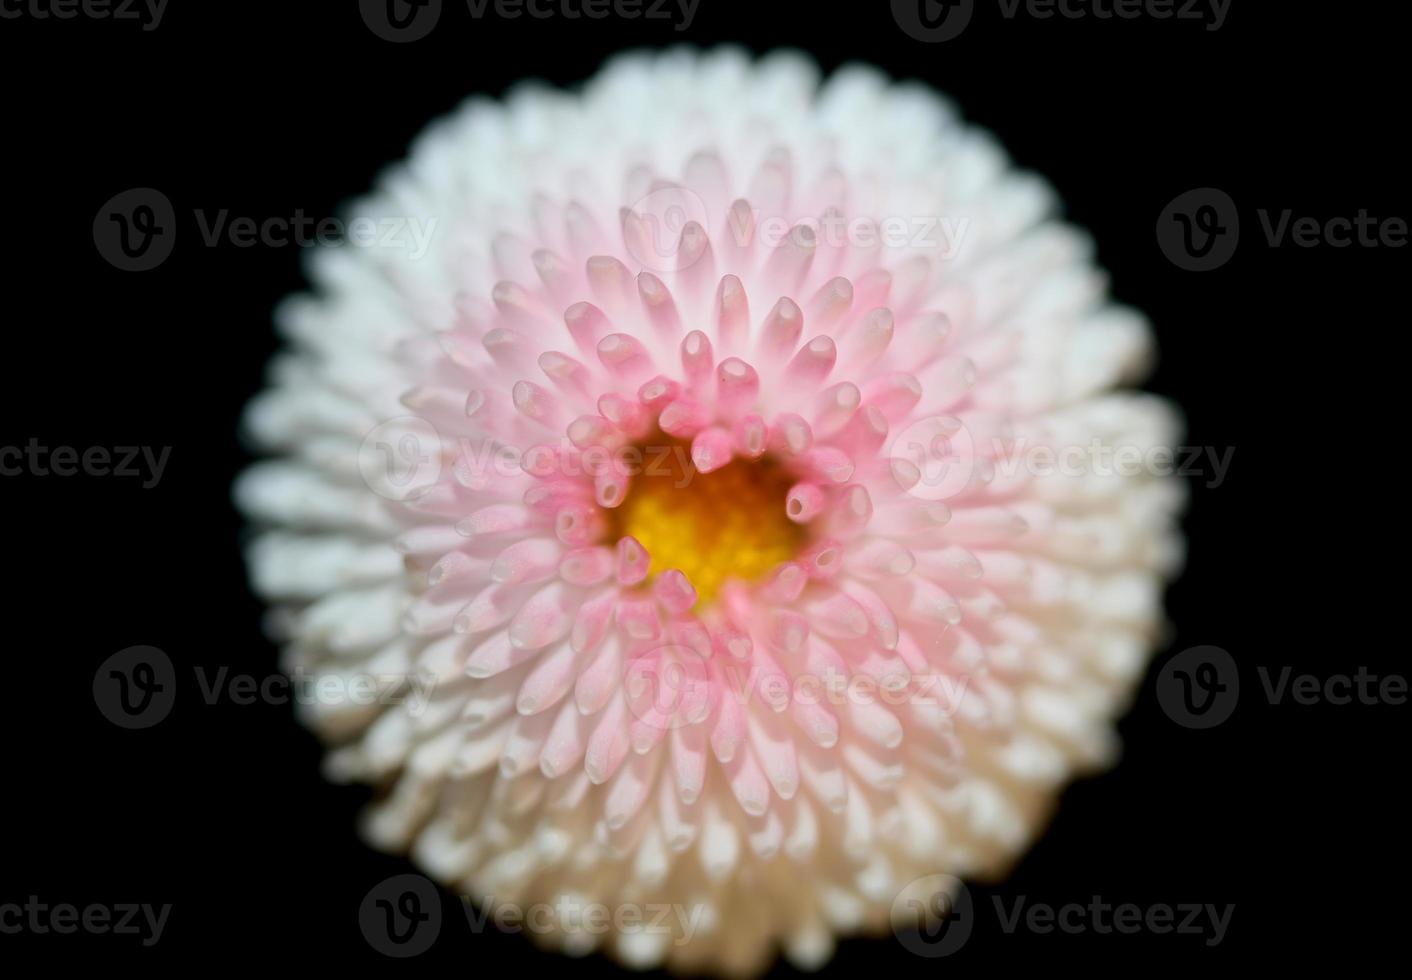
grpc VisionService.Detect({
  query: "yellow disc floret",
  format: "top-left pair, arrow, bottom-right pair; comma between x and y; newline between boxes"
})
612,441 -> 803,605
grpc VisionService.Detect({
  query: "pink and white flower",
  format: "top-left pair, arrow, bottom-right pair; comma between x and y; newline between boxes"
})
237,47 -> 1183,974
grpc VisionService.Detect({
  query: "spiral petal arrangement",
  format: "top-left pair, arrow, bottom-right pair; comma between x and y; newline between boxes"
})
237,47 -> 1183,974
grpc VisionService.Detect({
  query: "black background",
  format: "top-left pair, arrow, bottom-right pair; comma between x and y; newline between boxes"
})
1,0 -> 1402,973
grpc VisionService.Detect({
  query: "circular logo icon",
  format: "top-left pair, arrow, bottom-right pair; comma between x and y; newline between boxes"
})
359,874 -> 442,956
623,183 -> 711,275
892,0 -> 974,43
359,416 -> 443,500
360,0 -> 442,42
93,188 -> 176,272
1156,188 -> 1240,271
93,645 -> 176,729
1157,645 -> 1239,729
624,644 -> 712,734
890,415 -> 976,501
891,872 -> 973,956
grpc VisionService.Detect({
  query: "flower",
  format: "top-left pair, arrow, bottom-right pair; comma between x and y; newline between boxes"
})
237,47 -> 1183,974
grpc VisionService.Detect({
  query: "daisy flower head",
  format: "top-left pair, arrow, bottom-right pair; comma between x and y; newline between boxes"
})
238,47 -> 1183,974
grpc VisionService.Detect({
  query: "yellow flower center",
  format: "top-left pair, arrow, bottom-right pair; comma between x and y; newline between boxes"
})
612,442 -> 804,605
